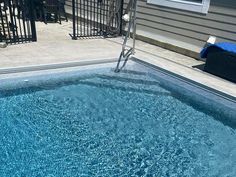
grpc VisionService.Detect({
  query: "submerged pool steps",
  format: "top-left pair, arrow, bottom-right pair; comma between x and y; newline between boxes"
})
78,70 -> 171,96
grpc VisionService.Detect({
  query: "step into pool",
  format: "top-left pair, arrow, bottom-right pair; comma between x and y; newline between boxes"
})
0,60 -> 235,176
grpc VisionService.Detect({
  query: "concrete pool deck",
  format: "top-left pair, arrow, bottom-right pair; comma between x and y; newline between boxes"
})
0,21 -> 236,98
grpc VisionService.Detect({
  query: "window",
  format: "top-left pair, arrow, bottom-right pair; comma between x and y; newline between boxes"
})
147,0 -> 211,14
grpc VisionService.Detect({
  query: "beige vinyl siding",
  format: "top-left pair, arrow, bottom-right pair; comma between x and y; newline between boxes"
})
65,0 -> 236,51
132,0 -> 236,47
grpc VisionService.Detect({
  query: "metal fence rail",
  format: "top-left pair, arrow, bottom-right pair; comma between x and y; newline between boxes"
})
71,0 -> 123,39
0,0 -> 37,44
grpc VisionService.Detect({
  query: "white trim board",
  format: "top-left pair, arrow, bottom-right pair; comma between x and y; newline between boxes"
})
147,0 -> 211,14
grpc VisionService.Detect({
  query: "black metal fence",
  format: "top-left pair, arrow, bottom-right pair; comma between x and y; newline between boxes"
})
0,0 -> 37,44
71,0 -> 123,39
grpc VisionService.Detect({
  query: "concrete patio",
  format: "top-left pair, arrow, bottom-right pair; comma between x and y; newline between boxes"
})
0,21 -> 236,98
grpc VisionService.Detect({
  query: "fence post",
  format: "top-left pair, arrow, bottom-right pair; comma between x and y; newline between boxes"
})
28,0 -> 37,41
8,0 -> 16,42
119,0 -> 124,35
71,0 -> 77,40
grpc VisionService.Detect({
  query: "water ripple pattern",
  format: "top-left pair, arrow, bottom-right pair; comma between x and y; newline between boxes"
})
0,70 -> 236,177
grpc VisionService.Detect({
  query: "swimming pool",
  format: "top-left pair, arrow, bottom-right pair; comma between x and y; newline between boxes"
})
0,60 -> 236,176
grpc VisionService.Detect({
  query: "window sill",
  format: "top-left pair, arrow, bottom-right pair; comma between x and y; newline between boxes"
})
147,0 -> 210,14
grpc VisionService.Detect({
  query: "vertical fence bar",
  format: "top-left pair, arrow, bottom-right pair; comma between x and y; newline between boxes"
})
102,0 -> 106,35
71,0 -> 77,39
99,1 -> 102,35
93,0 -> 95,36
70,0 -> 123,38
83,0 -> 85,36
86,0 -> 88,36
16,0 -> 23,43
21,0 -> 28,42
95,0 -> 99,36
1,0 -> 37,44
76,0 -> 79,36
8,0 -> 16,43
0,6 -> 6,42
101,0 -> 104,35
5,5 -> 12,43
113,0 -> 116,35
119,0 -> 124,35
28,0 -> 37,41
105,0 -> 108,35
90,0 -> 92,36
79,0 -> 82,37
25,0 -> 30,41
12,3 -> 20,43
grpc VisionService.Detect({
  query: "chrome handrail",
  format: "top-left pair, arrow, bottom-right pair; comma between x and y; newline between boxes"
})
114,0 -> 137,72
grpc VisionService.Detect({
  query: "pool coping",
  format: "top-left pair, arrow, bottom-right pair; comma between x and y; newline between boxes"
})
0,57 -> 235,102
0,58 -> 117,75
132,57 -> 236,102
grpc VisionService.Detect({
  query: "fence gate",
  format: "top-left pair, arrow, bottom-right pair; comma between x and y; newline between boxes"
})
0,0 -> 37,44
71,0 -> 123,39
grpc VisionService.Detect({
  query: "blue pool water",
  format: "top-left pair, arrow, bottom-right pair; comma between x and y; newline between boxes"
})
0,64 -> 236,176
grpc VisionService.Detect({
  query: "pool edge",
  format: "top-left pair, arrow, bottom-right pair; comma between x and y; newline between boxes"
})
0,58 -> 118,75
131,57 -> 236,102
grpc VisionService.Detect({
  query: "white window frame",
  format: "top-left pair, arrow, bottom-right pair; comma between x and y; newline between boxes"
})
147,0 -> 211,14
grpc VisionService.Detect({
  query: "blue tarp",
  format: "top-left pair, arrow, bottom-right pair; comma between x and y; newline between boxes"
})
200,42 -> 236,58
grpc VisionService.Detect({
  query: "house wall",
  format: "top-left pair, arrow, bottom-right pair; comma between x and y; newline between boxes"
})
65,0 -> 236,55
132,0 -> 236,49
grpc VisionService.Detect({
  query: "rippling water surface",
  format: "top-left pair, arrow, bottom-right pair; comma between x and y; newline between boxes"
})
0,70 -> 236,176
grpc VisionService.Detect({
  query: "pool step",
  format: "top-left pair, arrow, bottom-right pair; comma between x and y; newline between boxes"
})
96,75 -> 160,86
119,69 -> 148,76
102,69 -> 158,83
78,73 -> 170,96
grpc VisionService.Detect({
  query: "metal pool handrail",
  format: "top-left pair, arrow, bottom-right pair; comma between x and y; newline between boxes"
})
114,0 -> 137,73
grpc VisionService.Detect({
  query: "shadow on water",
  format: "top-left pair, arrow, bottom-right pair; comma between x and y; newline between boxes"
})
159,82 -> 236,129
